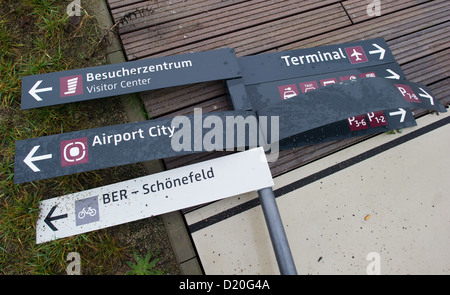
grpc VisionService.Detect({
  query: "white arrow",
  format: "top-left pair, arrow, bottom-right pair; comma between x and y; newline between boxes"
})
29,80 -> 52,101
389,108 -> 406,123
385,69 -> 400,80
23,145 -> 53,172
418,87 -> 434,106
369,43 -> 386,60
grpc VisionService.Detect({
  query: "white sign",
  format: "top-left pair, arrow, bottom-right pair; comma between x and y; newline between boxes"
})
36,148 -> 273,243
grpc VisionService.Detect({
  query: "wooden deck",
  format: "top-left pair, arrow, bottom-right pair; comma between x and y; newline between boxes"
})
107,0 -> 450,177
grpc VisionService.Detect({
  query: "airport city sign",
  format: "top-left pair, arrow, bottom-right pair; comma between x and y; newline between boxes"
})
14,110 -> 259,184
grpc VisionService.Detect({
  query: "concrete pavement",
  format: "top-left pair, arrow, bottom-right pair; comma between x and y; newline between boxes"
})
185,112 -> 450,274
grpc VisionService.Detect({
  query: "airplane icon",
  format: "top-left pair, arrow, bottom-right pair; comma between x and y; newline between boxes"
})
351,49 -> 363,61
345,46 -> 368,64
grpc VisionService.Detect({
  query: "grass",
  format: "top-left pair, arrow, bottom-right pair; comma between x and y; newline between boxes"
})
125,251 -> 163,275
0,0 -> 178,275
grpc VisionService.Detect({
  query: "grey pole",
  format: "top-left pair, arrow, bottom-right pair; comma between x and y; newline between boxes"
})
257,187 -> 298,275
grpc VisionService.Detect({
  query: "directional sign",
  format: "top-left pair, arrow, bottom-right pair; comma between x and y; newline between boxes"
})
226,40 -> 427,151
273,108 -> 417,150
233,63 -> 406,111
237,38 -> 396,85
228,62 -> 417,150
36,147 -> 273,243
257,78 -> 447,143
21,48 -> 241,110
14,110 -> 260,184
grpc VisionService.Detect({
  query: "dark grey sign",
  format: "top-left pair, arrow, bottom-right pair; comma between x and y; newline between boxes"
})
237,38 -> 396,85
273,107 -> 417,150
14,110 -> 259,184
228,63 -> 406,111
257,78 -> 447,143
226,39 -> 422,151
21,48 -> 241,110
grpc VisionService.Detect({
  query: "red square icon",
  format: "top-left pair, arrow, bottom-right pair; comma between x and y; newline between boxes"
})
320,78 -> 338,87
347,115 -> 368,131
359,72 -> 376,78
278,84 -> 299,100
345,46 -> 368,64
61,137 -> 89,167
60,75 -> 83,97
367,111 -> 388,127
395,84 -> 421,103
299,81 -> 319,93
339,75 -> 358,81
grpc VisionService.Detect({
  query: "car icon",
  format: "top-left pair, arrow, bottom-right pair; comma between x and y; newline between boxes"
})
283,87 -> 297,100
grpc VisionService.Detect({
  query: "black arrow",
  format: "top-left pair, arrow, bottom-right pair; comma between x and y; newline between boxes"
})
44,205 -> 68,231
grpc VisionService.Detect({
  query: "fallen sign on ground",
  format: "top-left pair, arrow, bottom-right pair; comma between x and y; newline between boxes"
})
236,38 -> 396,86
15,78 -> 446,184
257,78 -> 447,144
36,147 -> 273,244
233,63 -> 407,111
14,110 -> 260,184
21,47 -> 241,110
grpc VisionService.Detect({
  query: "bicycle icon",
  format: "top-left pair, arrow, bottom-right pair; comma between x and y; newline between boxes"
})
77,207 -> 97,219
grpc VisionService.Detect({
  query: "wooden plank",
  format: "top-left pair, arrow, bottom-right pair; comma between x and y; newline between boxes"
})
159,95 -> 232,118
121,0 -> 330,51
110,0 -> 249,34
120,0 -> 342,54
428,79 -> 450,107
342,0 -> 430,24
278,0 -> 449,51
108,0 -> 145,10
117,0 -> 265,35
143,81 -> 225,118
387,22 -> 450,65
124,3 -> 350,59
402,49 -> 450,85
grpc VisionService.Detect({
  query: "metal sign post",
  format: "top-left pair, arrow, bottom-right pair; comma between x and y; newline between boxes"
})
258,187 -> 298,275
